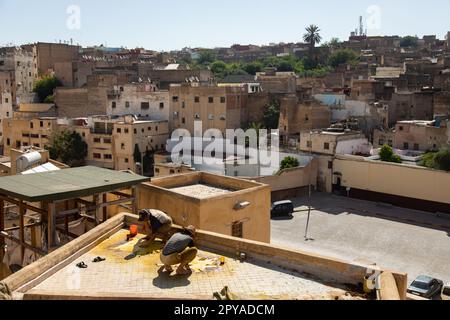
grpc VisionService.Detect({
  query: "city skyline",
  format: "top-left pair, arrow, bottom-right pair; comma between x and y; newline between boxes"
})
1,0 -> 450,51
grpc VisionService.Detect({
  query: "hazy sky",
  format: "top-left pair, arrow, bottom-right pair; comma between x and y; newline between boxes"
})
0,0 -> 449,51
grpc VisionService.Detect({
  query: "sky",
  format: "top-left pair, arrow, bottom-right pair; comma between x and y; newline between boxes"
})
0,0 -> 449,51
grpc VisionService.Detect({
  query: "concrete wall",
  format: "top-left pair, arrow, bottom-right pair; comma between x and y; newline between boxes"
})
137,172 -> 271,243
334,155 -> 450,206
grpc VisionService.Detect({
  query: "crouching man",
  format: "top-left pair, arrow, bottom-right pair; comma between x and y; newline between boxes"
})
160,226 -> 197,275
138,209 -> 173,242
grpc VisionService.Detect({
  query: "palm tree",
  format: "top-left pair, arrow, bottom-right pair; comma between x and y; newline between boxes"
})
303,24 -> 322,57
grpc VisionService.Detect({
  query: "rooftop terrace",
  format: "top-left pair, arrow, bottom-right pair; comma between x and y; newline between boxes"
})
1,213 -> 408,300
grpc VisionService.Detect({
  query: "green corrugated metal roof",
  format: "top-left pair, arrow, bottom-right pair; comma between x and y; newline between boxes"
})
0,166 -> 149,202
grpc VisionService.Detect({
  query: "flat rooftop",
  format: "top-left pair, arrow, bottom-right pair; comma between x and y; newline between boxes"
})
3,213 -> 407,300
170,184 -> 232,199
0,166 -> 149,202
21,229 -> 363,300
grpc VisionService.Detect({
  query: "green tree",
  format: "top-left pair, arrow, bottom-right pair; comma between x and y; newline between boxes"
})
243,61 -> 263,75
263,101 -> 280,130
325,38 -> 341,49
197,50 -> 216,65
303,25 -> 322,57
33,76 -> 63,103
280,156 -> 300,170
400,36 -> 419,48
328,49 -> 358,68
47,130 -> 87,167
420,149 -> 450,172
379,145 -> 402,164
210,60 -> 228,78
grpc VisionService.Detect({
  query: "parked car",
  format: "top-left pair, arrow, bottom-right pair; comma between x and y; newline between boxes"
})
442,283 -> 450,298
271,200 -> 294,217
407,276 -> 444,299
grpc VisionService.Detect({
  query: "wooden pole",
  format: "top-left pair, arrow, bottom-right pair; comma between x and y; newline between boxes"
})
19,201 -> 25,264
0,199 -> 4,263
102,193 -> 108,223
47,202 -> 56,251
94,194 -> 100,226
131,186 -> 139,215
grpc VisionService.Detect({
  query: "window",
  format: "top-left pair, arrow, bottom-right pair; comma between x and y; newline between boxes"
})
220,97 -> 226,103
94,138 -> 101,143
403,142 -> 409,150
103,138 -> 111,144
134,129 -> 137,134
388,140 -> 393,147
232,222 -> 243,238
125,101 -> 130,108
324,143 -> 330,150
307,141 -> 312,148
124,128 -> 129,134
117,128 -> 122,133
170,170 -> 175,174
194,96 -> 200,103
148,127 -> 152,131
93,153 -> 101,159
82,132 -> 86,137
141,102 -> 150,110
182,101 -> 185,109
182,117 -> 186,124
379,139 -> 385,146
413,143 -> 419,151
16,141 -> 21,148
112,102 -> 116,109
121,143 -> 125,150
208,114 -> 214,120
172,96 -> 179,102
33,143 -> 40,148
30,122 -> 34,129
159,102 -> 164,109
208,97 -> 214,103
40,121 -> 44,128
155,126 -> 158,131
305,115 -> 309,122
6,138 -> 10,146
155,168 -> 160,174
194,114 -> 200,120
125,158 -> 129,163
328,161 -> 333,169
5,98 -> 8,104
104,154 -> 112,160
399,126 -> 404,131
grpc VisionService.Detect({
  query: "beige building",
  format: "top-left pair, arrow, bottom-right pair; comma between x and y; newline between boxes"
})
2,117 -> 58,156
0,49 -> 37,105
153,154 -> 193,177
169,83 -> 249,134
138,171 -> 271,243
0,92 -> 13,146
373,120 -> 449,151
300,129 -> 371,156
32,42 -> 80,78
71,115 -> 169,173
279,95 -> 331,145
107,83 -> 169,121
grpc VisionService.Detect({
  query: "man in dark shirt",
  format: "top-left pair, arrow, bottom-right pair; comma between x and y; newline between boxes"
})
160,225 -> 198,275
138,209 -> 173,242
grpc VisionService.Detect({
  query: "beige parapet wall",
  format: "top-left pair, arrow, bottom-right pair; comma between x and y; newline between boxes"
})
1,213 -> 407,300
334,155 -> 450,205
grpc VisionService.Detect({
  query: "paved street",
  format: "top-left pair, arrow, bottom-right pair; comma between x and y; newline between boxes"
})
271,193 -> 450,286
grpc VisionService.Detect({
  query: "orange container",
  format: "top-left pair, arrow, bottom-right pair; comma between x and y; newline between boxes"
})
129,225 -> 138,237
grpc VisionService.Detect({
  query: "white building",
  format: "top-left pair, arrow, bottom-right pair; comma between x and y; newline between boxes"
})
106,83 -> 170,121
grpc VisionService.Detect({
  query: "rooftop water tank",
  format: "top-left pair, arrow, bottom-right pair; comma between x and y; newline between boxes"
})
16,151 -> 42,173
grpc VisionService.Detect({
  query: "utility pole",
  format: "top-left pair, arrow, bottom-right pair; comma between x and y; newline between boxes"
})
304,130 -> 313,240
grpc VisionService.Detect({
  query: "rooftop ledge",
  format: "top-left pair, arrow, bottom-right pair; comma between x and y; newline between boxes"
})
1,213 -> 407,300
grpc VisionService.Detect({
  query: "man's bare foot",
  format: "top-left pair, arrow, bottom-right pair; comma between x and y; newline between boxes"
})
164,265 -> 174,273
176,267 -> 191,275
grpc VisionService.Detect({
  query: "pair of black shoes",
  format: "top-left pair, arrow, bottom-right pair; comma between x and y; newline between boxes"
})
76,257 -> 106,268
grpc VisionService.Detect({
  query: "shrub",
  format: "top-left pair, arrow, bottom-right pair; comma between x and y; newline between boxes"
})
379,145 -> 402,164
280,156 -> 300,170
